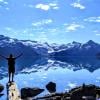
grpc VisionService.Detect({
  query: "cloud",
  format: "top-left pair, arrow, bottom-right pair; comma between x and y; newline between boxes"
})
0,0 -> 4,2
5,27 -> 12,31
5,7 -> 10,10
0,0 -> 8,4
49,3 -> 59,9
32,19 -> 53,27
71,1 -> 85,10
35,4 -> 50,11
3,1 -> 8,5
93,30 -> 100,36
35,3 -> 59,11
93,30 -> 99,33
0,0 -> 9,10
67,82 -> 77,88
66,23 -> 84,32
3,27 -> 36,40
96,34 -> 100,36
84,17 -> 100,23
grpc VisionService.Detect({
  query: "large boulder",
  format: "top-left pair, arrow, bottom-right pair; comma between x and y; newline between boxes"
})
21,87 -> 44,99
35,93 -> 64,100
69,84 -> 96,100
0,84 -> 4,93
46,82 -> 56,93
0,94 -> 4,97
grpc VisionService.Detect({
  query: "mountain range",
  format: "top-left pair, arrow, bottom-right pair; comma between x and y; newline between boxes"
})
0,35 -> 100,78
0,35 -> 100,58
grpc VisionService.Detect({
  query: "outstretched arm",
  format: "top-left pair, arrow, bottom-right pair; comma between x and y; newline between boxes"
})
15,53 -> 23,59
0,55 -> 7,59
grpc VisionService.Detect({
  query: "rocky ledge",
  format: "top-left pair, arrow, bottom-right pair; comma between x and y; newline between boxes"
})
0,83 -> 4,97
35,84 -> 100,100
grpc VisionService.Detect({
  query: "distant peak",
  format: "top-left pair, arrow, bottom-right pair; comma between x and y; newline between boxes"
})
72,41 -> 80,44
0,35 -> 9,40
0,35 -> 5,38
87,40 -> 96,44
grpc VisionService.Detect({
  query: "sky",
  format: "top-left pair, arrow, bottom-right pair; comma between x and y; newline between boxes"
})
0,0 -> 100,44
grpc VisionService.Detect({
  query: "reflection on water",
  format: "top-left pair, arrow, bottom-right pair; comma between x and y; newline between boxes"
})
0,57 -> 100,99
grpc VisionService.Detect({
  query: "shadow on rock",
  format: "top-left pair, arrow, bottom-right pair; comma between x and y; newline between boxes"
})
0,84 -> 4,97
21,87 -> 44,99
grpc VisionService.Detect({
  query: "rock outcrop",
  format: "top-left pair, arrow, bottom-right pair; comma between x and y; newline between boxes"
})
0,84 -> 4,93
35,84 -> 100,100
46,82 -> 56,93
21,87 -> 44,99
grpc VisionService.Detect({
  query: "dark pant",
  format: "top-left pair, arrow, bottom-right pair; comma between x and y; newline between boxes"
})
8,66 -> 15,82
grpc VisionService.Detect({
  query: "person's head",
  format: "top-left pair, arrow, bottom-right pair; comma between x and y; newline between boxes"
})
9,54 -> 13,58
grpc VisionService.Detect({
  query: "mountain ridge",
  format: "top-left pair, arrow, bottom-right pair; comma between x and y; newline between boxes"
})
0,35 -> 100,57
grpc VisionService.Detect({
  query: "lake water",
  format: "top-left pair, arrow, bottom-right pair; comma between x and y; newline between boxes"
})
0,57 -> 100,99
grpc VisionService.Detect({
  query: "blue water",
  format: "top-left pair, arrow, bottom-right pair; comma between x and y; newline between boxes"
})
0,67 -> 100,99
0,58 -> 100,99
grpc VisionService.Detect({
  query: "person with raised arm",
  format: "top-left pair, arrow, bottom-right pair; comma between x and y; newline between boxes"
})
0,53 -> 23,82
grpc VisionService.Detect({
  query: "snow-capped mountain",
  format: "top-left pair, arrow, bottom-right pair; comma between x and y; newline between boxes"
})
0,35 -> 54,57
0,35 -> 100,59
50,40 -> 100,60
